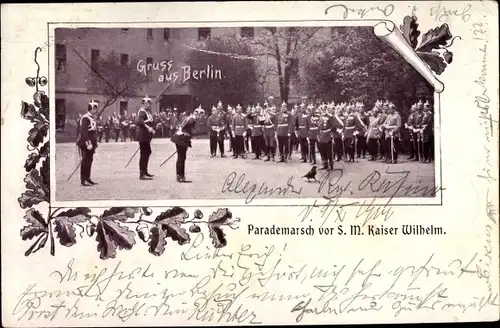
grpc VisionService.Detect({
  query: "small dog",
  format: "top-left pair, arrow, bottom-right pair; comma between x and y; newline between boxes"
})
302,165 -> 317,182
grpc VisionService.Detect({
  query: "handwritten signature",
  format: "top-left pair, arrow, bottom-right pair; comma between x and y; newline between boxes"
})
324,4 -> 394,19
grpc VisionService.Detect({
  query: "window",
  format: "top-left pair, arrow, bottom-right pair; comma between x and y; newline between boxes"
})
240,27 -> 254,38
120,53 -> 129,66
55,44 -> 66,71
146,57 -> 153,80
55,99 -> 66,130
91,49 -> 100,69
170,28 -> 181,39
198,27 -> 211,40
120,101 -> 128,116
163,28 -> 170,40
147,28 -> 153,38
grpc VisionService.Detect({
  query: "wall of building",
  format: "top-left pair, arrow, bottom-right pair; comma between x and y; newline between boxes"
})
55,26 -> 333,126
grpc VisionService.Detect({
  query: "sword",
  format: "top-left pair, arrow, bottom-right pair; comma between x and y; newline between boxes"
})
159,150 -> 177,167
391,134 -> 394,163
125,146 -> 140,168
67,147 -> 82,182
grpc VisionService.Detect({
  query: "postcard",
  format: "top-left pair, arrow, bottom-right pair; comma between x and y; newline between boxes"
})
1,1 -> 498,326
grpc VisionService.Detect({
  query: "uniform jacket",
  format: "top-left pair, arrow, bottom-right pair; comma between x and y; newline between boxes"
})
77,113 -> 98,149
275,112 -> 292,136
383,112 -> 402,138
172,115 -> 197,148
420,111 -> 433,136
343,114 -> 362,138
366,116 -> 381,139
355,113 -> 368,134
246,113 -> 264,137
406,112 -> 416,129
331,114 -> 344,138
296,113 -> 309,138
263,112 -> 277,137
318,115 -> 333,143
308,115 -> 320,140
208,113 -> 225,137
232,113 -> 248,136
136,108 -> 154,142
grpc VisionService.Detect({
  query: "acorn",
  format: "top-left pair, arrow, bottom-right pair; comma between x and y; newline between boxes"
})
86,223 -> 96,237
193,209 -> 203,219
136,223 -> 150,242
443,51 -> 453,64
189,224 -> 201,233
25,77 -> 36,87
38,76 -> 48,87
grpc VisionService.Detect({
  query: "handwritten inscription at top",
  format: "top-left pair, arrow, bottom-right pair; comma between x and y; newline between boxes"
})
430,3 -> 471,23
324,4 -> 394,19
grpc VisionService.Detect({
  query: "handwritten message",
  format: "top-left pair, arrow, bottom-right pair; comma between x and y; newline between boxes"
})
472,18 -> 499,300
11,239 -> 499,325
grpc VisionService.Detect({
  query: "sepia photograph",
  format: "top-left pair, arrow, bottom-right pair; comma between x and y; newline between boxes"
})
52,24 -> 439,203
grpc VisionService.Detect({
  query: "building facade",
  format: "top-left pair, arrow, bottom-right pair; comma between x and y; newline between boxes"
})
55,26 -> 332,130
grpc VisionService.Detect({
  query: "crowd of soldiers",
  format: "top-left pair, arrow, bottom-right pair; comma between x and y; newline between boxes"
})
76,109 -> 208,143
205,98 -> 434,170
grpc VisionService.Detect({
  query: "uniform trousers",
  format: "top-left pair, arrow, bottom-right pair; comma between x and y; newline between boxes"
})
309,139 -> 317,163
176,144 -> 187,178
299,137 -> 309,160
234,135 -> 245,157
367,138 -> 379,159
139,141 -> 152,175
209,133 -> 224,156
356,135 -> 367,158
333,136 -> 343,160
318,141 -> 333,168
343,137 -> 355,160
277,136 -> 289,158
80,147 -> 95,183
251,135 -> 264,158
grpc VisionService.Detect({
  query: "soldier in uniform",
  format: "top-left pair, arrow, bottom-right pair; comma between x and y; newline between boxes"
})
244,105 -> 253,154
76,99 -> 99,186
378,101 -> 389,161
246,104 -> 265,160
405,104 -> 417,160
120,110 -> 130,142
383,103 -> 402,164
171,109 -> 199,183
275,102 -> 292,163
289,104 -> 299,158
421,100 -> 434,163
332,104 -> 344,161
412,100 -> 424,161
343,105 -> 363,162
366,108 -> 382,161
97,115 -> 105,143
104,115 -> 112,143
226,105 -> 234,153
263,105 -> 277,162
129,113 -> 137,142
307,105 -> 320,165
231,104 -> 247,159
318,109 -> 334,171
112,113 -> 121,142
355,102 -> 369,159
295,103 -> 309,163
136,96 -> 156,180
208,103 -> 226,158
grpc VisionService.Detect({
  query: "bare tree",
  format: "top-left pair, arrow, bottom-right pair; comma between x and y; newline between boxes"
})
86,51 -> 147,113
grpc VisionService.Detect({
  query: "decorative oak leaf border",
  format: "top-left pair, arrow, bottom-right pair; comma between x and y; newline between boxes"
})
399,15 -> 458,75
18,47 -> 240,260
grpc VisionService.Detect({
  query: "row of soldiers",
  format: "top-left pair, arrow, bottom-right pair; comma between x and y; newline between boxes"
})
206,99 -> 434,170
78,109 -> 189,143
